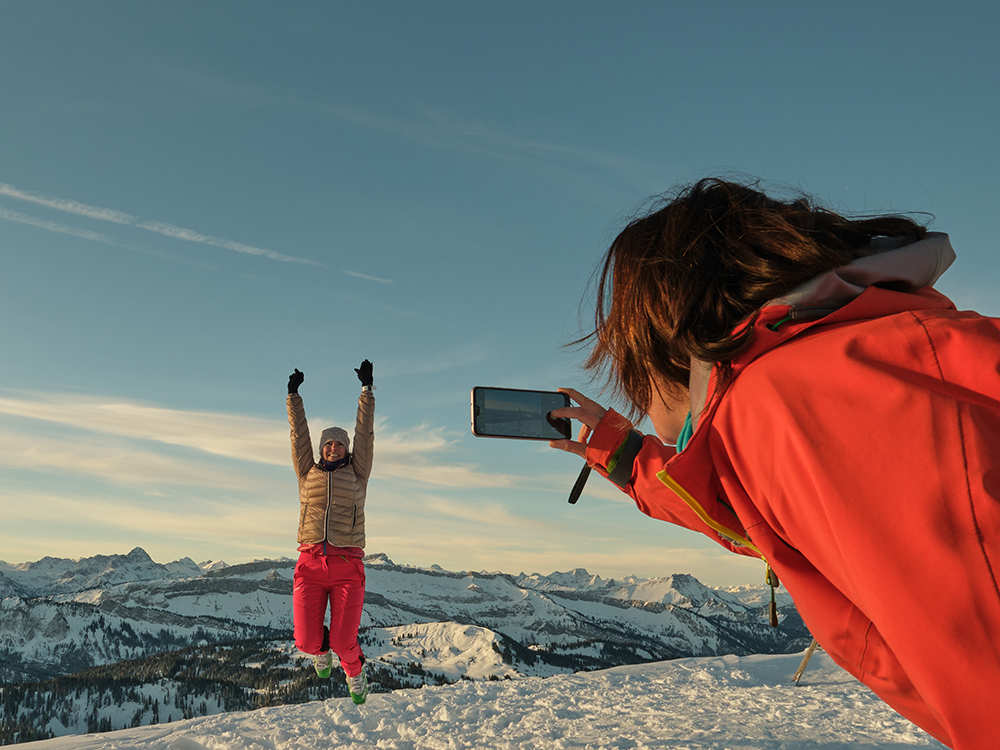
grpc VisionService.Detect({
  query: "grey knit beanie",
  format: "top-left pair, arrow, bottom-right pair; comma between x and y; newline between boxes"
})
319,426 -> 350,453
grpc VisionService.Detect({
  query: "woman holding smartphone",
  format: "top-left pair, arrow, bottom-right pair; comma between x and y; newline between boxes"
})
549,177 -> 1000,750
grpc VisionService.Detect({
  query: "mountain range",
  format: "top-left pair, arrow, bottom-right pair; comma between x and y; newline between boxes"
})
1,547 -> 808,685
0,548 -> 811,742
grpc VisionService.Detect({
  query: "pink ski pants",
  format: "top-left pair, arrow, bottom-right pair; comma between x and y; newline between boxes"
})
293,549 -> 366,677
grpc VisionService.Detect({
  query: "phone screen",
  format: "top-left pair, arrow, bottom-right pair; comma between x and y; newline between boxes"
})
471,387 -> 571,440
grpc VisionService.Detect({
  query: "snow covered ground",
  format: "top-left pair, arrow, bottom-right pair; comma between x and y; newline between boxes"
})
22,650 -> 943,750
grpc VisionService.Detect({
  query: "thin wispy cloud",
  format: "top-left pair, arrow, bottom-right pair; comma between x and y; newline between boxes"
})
422,495 -> 546,530
343,269 -> 394,284
153,67 -> 652,191
364,492 -> 755,581
135,220 -> 317,264
79,495 -> 290,544
0,489 -> 291,549
380,344 -> 492,378
0,390 -> 533,492
0,428 -> 284,493
0,182 -> 135,224
0,206 -> 121,245
373,421 -> 454,456
377,461 -> 516,490
416,104 -> 649,176
0,181 -> 320,266
0,391 -> 289,466
338,291 -> 417,319
317,101 -> 652,187
311,97 -> 648,183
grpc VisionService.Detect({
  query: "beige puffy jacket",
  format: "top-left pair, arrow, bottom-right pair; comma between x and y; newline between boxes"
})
287,389 -> 374,548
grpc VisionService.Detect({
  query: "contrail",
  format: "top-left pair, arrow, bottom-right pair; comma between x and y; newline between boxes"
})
0,206 -> 121,244
0,181 -> 321,265
0,182 -> 135,224
344,269 -> 394,284
135,220 -> 319,264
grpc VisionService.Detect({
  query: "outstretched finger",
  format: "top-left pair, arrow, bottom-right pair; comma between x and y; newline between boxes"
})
549,439 -> 586,459
549,405 -> 597,424
558,388 -> 604,409
560,388 -> 607,416
550,403 -> 605,430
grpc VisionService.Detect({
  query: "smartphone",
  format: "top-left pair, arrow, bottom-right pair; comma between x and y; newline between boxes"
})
471,387 -> 571,440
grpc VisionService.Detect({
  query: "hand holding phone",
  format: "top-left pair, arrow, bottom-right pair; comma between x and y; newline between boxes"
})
471,387 -> 571,441
473,386 -> 591,503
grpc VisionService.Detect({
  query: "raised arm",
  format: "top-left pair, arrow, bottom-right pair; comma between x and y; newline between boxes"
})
286,368 -> 315,481
351,360 -> 375,482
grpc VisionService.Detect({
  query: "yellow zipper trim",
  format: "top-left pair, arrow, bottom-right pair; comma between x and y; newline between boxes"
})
658,470 -> 782,627
656,471 -> 765,559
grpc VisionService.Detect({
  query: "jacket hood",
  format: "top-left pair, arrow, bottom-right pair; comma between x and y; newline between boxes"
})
687,232 -> 955,429
770,231 -> 954,313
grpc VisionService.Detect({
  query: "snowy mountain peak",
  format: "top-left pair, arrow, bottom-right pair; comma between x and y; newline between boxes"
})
514,567 -> 613,592
197,559 -> 230,573
613,573 -> 754,612
125,547 -> 153,562
663,572 -> 712,600
555,568 -> 611,588
0,548 -> 203,598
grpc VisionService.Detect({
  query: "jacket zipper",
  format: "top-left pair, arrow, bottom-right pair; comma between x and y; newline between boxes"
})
325,470 -> 358,539
657,471 -> 763,555
324,472 -> 332,544
657,471 -> 781,627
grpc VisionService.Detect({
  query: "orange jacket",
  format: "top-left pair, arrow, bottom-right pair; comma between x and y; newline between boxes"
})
587,236 -> 1000,749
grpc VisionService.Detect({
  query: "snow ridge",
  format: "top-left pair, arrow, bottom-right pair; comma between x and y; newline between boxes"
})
18,652 -> 945,750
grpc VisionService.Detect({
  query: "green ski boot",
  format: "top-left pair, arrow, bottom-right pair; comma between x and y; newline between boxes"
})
346,665 -> 368,704
313,651 -> 333,679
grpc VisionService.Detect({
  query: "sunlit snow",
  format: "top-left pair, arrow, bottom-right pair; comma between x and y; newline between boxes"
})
23,650 -> 943,750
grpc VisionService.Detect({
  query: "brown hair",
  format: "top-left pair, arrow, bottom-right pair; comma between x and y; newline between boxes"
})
583,177 -> 927,418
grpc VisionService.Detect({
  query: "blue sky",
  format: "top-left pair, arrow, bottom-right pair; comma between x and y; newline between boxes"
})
2,2 -> 999,586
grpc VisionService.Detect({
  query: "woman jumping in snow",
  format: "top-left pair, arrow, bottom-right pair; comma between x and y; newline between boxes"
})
286,360 -> 374,704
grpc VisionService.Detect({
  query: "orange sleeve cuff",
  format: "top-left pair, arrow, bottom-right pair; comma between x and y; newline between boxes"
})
586,409 -> 634,472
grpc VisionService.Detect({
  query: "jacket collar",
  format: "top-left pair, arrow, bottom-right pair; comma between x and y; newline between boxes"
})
770,231 -> 954,312
686,232 -> 956,431
318,456 -> 350,472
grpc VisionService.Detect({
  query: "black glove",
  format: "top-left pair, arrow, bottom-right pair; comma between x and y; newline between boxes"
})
355,360 -> 373,387
288,369 -> 304,394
